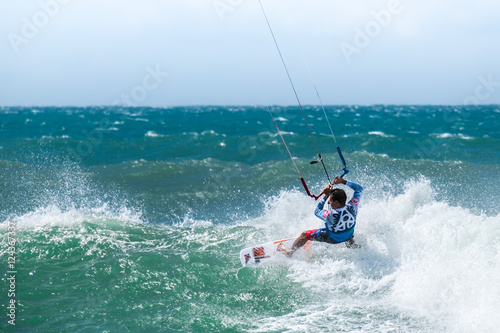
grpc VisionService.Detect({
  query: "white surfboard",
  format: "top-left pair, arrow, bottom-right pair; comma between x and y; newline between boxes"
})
239,237 -> 313,267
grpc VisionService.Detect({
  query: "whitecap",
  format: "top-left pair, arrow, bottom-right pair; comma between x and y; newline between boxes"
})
368,131 -> 395,138
145,130 -> 163,137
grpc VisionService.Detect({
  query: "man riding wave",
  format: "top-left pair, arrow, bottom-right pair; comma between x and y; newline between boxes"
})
286,176 -> 363,255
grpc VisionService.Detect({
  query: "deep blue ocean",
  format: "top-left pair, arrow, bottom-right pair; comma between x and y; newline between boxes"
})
1,105 -> 499,332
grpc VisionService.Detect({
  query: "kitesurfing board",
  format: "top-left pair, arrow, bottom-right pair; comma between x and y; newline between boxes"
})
240,238 -> 313,267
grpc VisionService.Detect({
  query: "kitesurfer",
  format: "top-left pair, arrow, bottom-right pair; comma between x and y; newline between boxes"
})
287,176 -> 363,255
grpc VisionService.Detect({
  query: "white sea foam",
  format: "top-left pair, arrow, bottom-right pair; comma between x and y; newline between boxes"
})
432,133 -> 475,140
200,130 -> 227,137
368,131 -> 395,138
275,117 -> 288,122
247,179 -> 500,332
145,130 -> 163,137
2,203 -> 144,231
173,208 -> 214,228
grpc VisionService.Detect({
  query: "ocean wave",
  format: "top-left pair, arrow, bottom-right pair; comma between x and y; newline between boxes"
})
245,179 -> 500,332
1,176 -> 498,332
258,131 -> 296,137
368,131 -> 396,138
1,203 -> 143,232
144,130 -> 164,137
201,130 -> 227,137
431,132 -> 475,140
41,135 -> 71,139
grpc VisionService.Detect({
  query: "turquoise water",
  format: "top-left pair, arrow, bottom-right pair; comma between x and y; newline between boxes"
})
1,105 -> 499,332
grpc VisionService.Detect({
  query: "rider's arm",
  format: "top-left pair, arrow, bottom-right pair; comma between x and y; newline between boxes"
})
333,176 -> 363,206
345,181 -> 363,206
314,197 -> 328,221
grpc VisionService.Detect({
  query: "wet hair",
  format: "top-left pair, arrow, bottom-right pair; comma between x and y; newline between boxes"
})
329,188 -> 347,206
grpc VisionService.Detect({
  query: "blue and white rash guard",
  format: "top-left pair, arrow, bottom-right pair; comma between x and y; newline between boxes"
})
314,181 -> 363,243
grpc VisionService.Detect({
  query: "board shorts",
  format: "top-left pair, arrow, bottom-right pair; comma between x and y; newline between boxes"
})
305,228 -> 354,244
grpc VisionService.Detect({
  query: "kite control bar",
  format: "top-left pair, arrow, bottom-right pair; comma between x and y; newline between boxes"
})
304,145 -> 350,200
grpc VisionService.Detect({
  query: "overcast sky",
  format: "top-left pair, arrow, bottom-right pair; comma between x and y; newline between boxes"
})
1,0 -> 500,106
